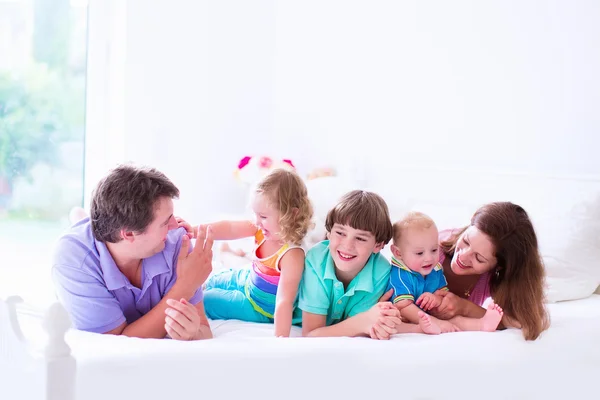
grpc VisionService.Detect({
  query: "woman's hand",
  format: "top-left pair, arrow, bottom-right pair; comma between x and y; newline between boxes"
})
429,291 -> 463,319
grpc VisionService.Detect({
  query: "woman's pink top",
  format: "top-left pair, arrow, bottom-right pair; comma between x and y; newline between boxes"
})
438,229 -> 491,307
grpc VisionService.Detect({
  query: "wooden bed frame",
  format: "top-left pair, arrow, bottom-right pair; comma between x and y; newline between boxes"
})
0,296 -> 75,400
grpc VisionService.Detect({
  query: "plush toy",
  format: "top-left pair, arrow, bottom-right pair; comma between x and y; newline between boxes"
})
234,155 -> 295,186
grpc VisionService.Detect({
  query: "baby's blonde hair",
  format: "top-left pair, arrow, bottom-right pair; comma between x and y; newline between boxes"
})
256,168 -> 314,245
393,211 -> 437,246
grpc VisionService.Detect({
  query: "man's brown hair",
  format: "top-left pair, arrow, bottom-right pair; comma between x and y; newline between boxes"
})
90,164 -> 179,243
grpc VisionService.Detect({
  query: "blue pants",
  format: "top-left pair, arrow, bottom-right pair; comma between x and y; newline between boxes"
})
204,268 -> 272,323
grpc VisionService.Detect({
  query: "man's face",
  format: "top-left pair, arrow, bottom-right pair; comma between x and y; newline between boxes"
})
133,197 -> 178,258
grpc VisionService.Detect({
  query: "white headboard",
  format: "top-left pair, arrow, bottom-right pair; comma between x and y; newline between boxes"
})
0,297 -> 75,400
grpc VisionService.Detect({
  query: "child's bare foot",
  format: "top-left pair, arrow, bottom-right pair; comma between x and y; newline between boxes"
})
480,302 -> 504,332
418,311 -> 441,335
220,242 -> 247,257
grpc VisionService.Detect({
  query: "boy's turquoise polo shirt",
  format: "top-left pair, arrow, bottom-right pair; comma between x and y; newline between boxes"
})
298,240 -> 391,326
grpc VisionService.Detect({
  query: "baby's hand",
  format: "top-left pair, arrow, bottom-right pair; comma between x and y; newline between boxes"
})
416,292 -> 442,311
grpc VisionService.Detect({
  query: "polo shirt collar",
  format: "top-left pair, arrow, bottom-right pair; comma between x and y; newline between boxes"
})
95,240 -> 169,291
323,247 -> 376,294
391,256 -> 415,274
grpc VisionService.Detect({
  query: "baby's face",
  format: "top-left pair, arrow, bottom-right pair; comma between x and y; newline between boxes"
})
395,226 -> 439,276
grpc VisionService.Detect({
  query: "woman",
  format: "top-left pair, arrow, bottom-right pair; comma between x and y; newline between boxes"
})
430,202 -> 550,340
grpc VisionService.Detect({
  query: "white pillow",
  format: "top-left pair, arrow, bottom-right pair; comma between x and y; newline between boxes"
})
536,193 -> 600,302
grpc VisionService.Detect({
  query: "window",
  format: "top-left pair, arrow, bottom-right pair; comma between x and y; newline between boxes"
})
0,0 -> 88,305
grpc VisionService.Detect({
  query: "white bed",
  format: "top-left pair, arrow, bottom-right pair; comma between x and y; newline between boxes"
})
3,171 -> 600,400
2,294 -> 600,400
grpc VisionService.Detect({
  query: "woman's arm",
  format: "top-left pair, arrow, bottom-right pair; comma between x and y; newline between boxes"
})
273,248 -> 305,337
429,291 -> 486,320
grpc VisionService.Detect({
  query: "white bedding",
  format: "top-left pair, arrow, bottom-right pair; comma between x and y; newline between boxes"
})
49,295 -> 600,400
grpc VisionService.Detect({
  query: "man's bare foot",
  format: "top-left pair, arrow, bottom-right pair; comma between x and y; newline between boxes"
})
418,311 -> 441,335
480,302 -> 504,332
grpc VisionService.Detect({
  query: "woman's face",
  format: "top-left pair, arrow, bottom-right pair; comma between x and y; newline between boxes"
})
450,226 -> 497,276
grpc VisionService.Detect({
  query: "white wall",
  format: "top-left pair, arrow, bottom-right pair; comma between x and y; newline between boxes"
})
107,0 -> 600,223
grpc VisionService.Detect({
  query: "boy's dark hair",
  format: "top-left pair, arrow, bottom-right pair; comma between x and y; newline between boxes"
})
90,164 -> 180,243
325,190 -> 393,244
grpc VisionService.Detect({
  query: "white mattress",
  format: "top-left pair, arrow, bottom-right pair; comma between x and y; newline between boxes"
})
51,295 -> 600,400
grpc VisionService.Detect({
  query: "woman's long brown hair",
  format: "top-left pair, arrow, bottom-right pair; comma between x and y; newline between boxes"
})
440,202 -> 550,340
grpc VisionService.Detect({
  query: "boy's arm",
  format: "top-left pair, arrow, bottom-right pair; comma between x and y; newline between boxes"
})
274,248 -> 305,337
302,310 -> 369,338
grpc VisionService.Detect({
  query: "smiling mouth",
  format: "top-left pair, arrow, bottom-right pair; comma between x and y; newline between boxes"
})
422,264 -> 433,269
457,256 -> 469,269
337,251 -> 356,261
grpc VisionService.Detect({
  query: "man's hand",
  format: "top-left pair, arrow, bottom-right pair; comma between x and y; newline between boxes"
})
165,298 -> 206,340
415,292 -> 442,311
175,226 -> 214,293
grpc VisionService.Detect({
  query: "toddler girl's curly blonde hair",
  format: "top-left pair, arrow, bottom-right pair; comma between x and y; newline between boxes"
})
256,168 -> 314,245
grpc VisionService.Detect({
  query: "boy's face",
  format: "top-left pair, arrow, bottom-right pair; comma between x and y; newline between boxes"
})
391,225 -> 439,276
328,223 -> 384,276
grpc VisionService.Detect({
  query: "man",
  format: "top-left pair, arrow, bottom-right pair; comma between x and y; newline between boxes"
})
52,164 -> 213,340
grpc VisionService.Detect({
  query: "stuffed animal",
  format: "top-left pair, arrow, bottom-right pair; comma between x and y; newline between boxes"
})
234,155 -> 295,186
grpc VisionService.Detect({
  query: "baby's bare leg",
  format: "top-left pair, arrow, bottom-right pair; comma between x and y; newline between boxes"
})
450,302 -> 504,332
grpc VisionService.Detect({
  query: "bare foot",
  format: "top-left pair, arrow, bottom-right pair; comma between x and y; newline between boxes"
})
418,311 -> 441,335
480,302 -> 504,332
220,242 -> 247,257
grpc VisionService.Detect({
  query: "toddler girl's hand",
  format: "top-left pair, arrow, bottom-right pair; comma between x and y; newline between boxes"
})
416,292 -> 442,311
175,216 -> 196,239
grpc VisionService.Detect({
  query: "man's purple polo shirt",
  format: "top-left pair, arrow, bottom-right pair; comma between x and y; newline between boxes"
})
52,217 -> 203,334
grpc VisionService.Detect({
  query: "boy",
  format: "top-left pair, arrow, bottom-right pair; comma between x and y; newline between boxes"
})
298,191 -> 436,339
387,211 -> 504,334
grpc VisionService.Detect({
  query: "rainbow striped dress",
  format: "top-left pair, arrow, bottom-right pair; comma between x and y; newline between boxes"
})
244,229 -> 303,319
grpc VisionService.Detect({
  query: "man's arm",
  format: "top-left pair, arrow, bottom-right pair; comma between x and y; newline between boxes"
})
104,282 -> 197,337
108,228 -> 214,338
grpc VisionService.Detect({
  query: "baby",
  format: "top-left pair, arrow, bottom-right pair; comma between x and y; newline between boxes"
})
387,211 -> 504,334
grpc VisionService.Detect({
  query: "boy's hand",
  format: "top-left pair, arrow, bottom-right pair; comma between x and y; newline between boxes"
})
363,302 -> 402,340
175,216 -> 195,239
416,292 -> 442,311
369,315 -> 401,340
